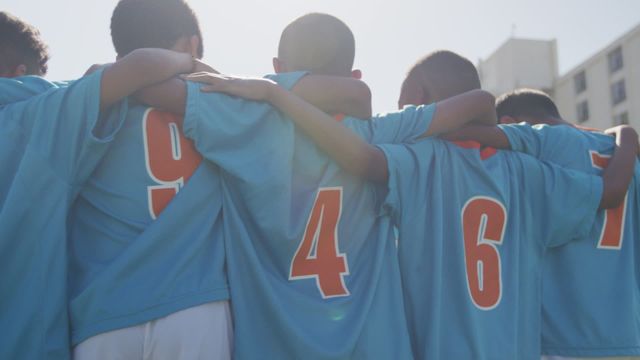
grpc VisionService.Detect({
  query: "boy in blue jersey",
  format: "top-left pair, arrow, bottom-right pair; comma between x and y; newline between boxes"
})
397,51 -> 639,359
0,10 -> 213,358
472,89 -> 640,360
68,2 -> 231,359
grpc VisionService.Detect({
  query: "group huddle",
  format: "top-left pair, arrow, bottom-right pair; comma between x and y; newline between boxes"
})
1,1 -> 639,360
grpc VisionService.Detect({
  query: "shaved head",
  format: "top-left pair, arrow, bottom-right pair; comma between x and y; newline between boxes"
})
277,13 -> 355,76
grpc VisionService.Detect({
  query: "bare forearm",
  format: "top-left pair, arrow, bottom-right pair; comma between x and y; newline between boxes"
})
100,48 -> 193,110
600,127 -> 638,208
268,85 -> 387,182
439,125 -> 511,149
291,76 -> 372,119
135,77 -> 187,114
425,90 -> 497,136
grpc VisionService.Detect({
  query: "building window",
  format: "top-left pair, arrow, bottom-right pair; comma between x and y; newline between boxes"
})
608,47 -> 623,73
614,112 -> 629,125
576,101 -> 589,123
574,71 -> 587,94
611,79 -> 626,105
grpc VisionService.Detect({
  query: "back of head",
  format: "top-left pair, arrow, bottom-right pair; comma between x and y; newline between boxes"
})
0,12 -> 49,77
401,50 -> 480,106
495,89 -> 561,122
278,13 -> 355,76
111,0 -> 203,58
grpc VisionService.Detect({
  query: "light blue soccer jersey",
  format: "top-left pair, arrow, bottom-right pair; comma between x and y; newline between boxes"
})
68,103 -> 230,344
500,123 -> 640,356
181,73 -> 435,359
378,139 -> 602,360
0,70 -> 122,360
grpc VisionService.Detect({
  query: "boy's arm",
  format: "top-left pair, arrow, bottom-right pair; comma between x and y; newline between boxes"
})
439,125 -> 511,149
600,125 -> 639,208
99,48 -> 214,111
186,73 -> 389,182
422,89 -> 497,137
134,73 -> 372,118
289,76 -> 372,119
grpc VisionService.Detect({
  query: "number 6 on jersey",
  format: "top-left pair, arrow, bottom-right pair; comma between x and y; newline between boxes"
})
290,187 -> 350,299
462,196 -> 507,310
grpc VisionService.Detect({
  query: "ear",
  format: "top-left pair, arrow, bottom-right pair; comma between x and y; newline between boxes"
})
273,57 -> 289,73
499,115 -> 517,124
189,35 -> 200,58
398,85 -> 425,109
351,69 -> 362,80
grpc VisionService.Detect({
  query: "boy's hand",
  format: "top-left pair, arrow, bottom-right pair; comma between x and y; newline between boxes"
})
184,73 -> 278,102
605,125 -> 640,156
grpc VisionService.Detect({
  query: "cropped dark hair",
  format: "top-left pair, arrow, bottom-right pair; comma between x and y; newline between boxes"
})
0,12 -> 49,75
496,89 -> 561,120
111,0 -> 203,58
407,50 -> 480,101
278,13 -> 355,76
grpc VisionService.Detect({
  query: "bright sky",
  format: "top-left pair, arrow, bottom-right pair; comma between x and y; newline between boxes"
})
5,0 -> 640,113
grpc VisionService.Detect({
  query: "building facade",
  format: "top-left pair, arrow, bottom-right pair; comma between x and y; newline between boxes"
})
478,23 -> 640,129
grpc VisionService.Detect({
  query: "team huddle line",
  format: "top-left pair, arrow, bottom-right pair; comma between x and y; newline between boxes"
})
1,1 -> 640,360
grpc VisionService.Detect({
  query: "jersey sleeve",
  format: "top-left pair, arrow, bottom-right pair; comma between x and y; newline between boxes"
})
375,139 -> 439,223
182,71 -> 308,152
346,104 -> 436,144
0,69 -> 127,183
0,76 -> 57,105
533,159 -> 603,248
182,80 -> 290,172
498,123 -> 556,159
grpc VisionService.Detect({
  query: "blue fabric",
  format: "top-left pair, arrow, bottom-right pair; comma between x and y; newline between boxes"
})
500,123 -> 640,356
182,72 -> 435,359
68,104 -> 229,344
0,76 -> 58,105
378,139 -> 602,360
0,70 -> 122,360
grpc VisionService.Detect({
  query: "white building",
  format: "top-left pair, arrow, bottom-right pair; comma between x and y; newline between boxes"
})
478,23 -> 640,129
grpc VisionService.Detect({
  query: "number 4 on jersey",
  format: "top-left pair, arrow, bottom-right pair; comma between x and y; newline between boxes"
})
590,151 -> 628,249
290,187 -> 350,299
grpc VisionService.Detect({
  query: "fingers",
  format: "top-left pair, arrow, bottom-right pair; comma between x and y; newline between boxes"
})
183,72 -> 221,81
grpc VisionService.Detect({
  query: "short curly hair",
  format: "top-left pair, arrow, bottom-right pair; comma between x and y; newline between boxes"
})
0,12 -> 49,76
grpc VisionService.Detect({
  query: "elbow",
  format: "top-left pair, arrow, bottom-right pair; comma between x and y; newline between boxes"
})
357,149 -> 387,183
347,81 -> 373,119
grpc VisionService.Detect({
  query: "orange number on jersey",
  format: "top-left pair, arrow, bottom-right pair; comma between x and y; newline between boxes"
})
143,109 -> 202,219
590,151 -> 628,249
462,196 -> 507,310
289,187 -> 350,299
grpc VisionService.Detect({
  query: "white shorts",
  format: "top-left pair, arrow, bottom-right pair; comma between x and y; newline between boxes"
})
74,301 -> 233,360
